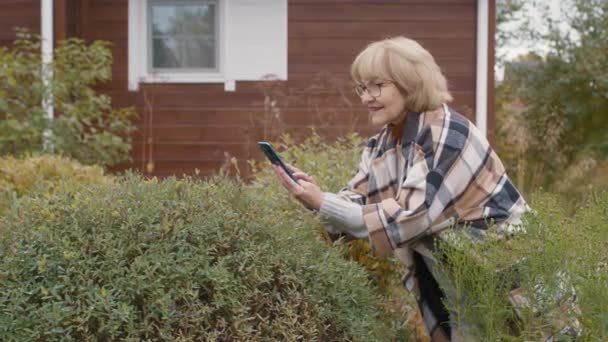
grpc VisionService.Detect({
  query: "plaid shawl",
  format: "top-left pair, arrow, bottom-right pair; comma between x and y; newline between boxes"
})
336,104 -> 529,292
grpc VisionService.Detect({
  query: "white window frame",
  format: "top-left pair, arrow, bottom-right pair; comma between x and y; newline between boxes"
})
129,0 -> 287,92
129,0 -> 226,89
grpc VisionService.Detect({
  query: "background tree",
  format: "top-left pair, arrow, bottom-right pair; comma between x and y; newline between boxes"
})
0,30 -> 137,167
495,0 -> 608,197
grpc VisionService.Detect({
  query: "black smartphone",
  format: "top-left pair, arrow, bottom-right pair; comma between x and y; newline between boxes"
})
257,142 -> 300,184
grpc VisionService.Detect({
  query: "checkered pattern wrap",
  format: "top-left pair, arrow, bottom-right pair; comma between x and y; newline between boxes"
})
336,105 -> 529,285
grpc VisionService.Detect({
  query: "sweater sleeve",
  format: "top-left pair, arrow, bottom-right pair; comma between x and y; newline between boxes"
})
315,141 -> 374,238
318,192 -> 367,238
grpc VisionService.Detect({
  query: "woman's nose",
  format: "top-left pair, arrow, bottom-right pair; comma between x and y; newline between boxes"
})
360,92 -> 374,104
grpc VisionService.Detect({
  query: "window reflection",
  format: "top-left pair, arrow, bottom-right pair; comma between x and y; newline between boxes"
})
150,1 -> 217,70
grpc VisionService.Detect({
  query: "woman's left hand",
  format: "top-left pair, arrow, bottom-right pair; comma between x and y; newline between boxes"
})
273,164 -> 324,211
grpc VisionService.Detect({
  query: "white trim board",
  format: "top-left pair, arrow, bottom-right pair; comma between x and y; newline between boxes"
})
475,0 -> 489,138
41,0 -> 54,152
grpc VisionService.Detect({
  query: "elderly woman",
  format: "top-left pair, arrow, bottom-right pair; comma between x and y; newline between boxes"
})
272,36 -> 529,341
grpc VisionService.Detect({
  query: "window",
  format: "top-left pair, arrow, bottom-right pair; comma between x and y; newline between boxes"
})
129,0 -> 287,92
148,0 -> 219,72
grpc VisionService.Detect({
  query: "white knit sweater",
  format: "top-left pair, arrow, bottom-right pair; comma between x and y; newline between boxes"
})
318,192 -> 368,238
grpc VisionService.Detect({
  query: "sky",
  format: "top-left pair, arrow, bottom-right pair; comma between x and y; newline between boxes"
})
495,0 -> 569,81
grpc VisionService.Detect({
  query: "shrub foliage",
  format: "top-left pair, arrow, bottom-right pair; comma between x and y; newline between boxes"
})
0,172 -> 404,341
0,154 -> 109,216
250,133 -> 404,294
0,30 -> 136,166
250,132 -> 418,339
436,192 -> 608,340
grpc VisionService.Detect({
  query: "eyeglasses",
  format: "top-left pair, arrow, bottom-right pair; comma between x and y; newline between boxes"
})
354,81 -> 391,97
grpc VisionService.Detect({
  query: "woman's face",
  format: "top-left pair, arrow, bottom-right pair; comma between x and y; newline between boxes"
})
356,79 -> 407,127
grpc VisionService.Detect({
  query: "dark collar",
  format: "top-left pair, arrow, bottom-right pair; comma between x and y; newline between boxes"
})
401,111 -> 422,144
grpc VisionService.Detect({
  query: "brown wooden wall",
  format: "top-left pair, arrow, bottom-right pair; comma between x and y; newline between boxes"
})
0,0 -> 493,178
0,0 -> 40,46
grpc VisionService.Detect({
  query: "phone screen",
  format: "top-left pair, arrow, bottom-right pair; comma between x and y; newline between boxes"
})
257,142 -> 300,184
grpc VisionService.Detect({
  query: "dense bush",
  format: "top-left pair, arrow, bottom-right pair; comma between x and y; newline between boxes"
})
436,191 -> 608,340
251,133 -> 404,294
0,154 -> 109,216
0,30 -> 136,166
250,132 -> 421,339
0,172 -> 407,341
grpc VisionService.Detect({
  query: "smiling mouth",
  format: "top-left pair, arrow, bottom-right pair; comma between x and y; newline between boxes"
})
368,107 -> 384,111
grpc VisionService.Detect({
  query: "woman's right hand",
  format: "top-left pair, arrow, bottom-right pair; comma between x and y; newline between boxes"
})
273,164 -> 324,211
286,164 -> 317,185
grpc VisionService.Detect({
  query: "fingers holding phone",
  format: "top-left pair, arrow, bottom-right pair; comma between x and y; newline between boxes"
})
273,164 -> 299,190
285,163 -> 316,185
258,142 -> 323,210
258,142 -> 300,184
273,164 -> 324,211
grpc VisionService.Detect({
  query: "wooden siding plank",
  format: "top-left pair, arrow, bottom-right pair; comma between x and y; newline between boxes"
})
0,6 -> 40,18
86,1 -> 128,21
132,123 -> 369,137
0,0 -> 40,46
289,37 -> 475,57
288,4 -> 475,22
289,0 -> 474,4
130,109 -> 332,126
0,21 -> 39,36
131,142 -> 251,160
288,55 -> 476,73
289,21 -> 475,39
108,90 -> 474,111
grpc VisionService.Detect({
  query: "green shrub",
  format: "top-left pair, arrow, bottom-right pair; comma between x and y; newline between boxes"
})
0,173 -> 406,341
0,154 -> 110,216
250,132 -> 417,338
250,132 -> 404,294
0,30 -> 136,166
563,192 -> 608,339
436,191 -> 608,340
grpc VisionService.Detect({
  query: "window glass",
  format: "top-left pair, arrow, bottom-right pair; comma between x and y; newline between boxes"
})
149,1 -> 217,70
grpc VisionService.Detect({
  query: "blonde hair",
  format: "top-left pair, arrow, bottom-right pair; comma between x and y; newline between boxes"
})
350,36 -> 452,113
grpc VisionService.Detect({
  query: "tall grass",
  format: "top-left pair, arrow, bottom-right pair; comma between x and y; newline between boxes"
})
436,191 -> 608,340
